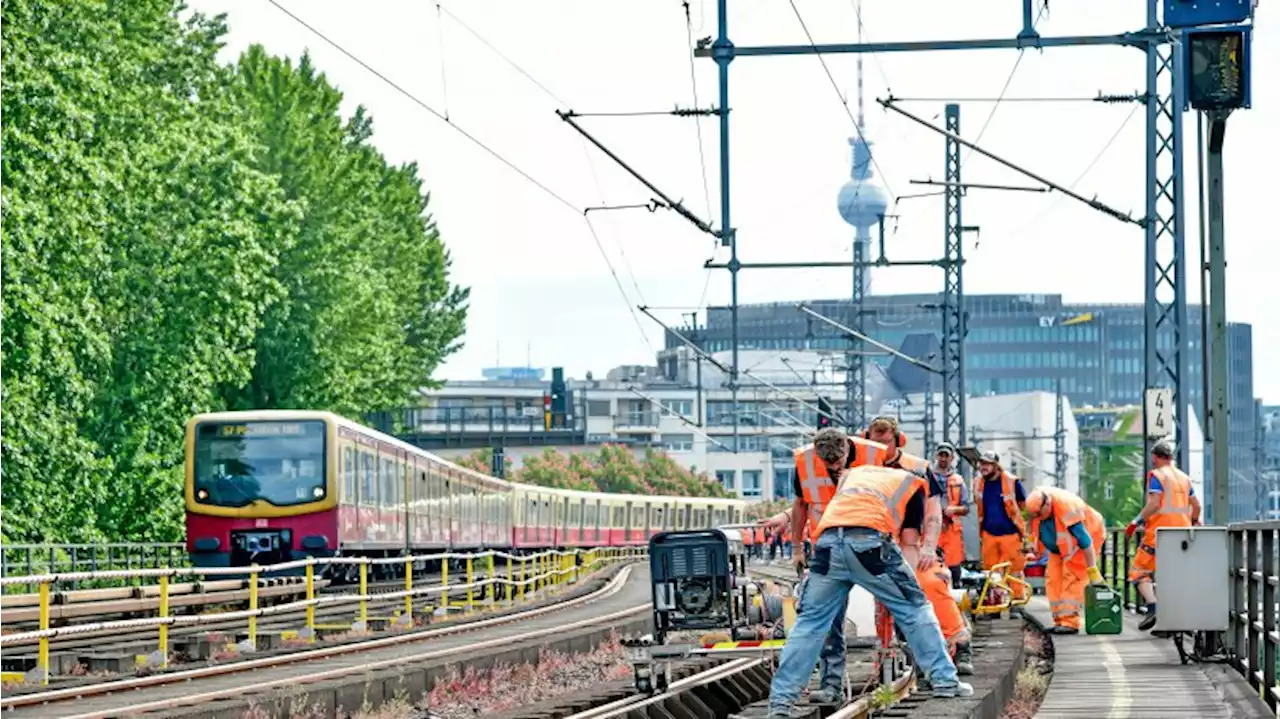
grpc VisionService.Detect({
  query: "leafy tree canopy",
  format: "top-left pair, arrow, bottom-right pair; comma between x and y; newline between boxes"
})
454,447 -> 734,499
1,0 -> 467,543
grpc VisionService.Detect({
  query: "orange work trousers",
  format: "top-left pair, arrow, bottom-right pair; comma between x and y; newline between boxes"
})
1046,553 -> 1086,630
1128,529 -> 1159,584
980,531 -> 1028,600
916,563 -> 969,650
939,524 -> 965,568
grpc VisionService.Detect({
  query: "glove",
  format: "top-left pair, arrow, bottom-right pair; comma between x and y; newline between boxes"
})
1087,566 -> 1107,587
1125,522 -> 1139,539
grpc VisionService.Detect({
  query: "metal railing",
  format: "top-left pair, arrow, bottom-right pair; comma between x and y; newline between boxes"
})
1095,520 -> 1279,713
1227,520 -> 1279,712
1,544 -> 187,593
0,546 -> 645,686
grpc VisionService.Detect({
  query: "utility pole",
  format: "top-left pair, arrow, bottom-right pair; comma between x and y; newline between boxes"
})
1181,26 -> 1251,522
923,383 -> 936,456
941,103 -> 967,452
685,311 -> 705,426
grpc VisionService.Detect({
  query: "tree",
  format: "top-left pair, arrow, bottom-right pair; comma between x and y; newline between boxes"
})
220,47 -> 468,416
454,446 -> 732,498
2,0 -> 298,542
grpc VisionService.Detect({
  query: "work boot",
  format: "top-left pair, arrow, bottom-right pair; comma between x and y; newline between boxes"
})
954,642 -> 974,675
932,681 -> 975,698
806,687 -> 841,704
1048,625 -> 1079,635
1139,611 -> 1158,632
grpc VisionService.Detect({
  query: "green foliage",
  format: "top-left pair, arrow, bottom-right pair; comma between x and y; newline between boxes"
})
1080,442 -> 1147,527
454,447 -> 733,498
219,47 -> 467,415
1,0 -> 467,543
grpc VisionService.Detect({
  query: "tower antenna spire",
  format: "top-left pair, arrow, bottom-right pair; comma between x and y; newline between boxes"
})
855,0 -> 865,131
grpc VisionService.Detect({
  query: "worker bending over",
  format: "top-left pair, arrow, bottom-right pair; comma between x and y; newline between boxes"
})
861,418 -> 973,674
1024,487 -> 1108,634
933,443 -> 970,587
905,547 -> 974,677
974,451 -> 1029,600
759,428 -> 890,703
1126,440 -> 1200,631
766,465 -> 973,717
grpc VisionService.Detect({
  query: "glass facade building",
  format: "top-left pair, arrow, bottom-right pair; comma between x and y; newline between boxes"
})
671,293 -> 1259,520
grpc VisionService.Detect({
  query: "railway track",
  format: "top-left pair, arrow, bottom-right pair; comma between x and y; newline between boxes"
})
0,575 -> 484,676
1,562 -> 652,718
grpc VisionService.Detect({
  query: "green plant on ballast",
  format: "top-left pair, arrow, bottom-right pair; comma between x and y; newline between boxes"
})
871,684 -> 898,709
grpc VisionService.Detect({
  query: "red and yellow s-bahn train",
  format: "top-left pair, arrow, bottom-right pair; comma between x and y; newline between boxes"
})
185,410 -> 749,577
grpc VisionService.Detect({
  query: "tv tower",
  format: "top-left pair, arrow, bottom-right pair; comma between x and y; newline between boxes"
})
836,1 -> 889,297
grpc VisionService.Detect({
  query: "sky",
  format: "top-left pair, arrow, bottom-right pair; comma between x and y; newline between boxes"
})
192,0 -> 1277,402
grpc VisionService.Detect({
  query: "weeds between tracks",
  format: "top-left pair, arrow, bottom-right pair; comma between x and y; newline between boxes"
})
1000,627 -> 1054,719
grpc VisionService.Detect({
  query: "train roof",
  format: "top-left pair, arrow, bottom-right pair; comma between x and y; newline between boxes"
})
187,410 -> 749,509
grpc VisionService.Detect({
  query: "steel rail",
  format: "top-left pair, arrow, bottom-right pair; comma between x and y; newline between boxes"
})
563,658 -> 764,719
3,564 -> 644,716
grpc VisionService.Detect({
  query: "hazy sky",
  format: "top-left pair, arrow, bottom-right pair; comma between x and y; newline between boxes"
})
192,0 -> 1276,401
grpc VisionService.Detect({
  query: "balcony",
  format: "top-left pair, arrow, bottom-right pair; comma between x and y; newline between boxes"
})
615,412 -> 660,431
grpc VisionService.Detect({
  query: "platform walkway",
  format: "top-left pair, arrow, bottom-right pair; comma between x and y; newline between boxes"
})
1025,596 -> 1271,718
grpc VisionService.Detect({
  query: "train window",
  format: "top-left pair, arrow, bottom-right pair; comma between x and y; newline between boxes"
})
361,450 -> 376,506
630,506 -> 643,527
613,506 -> 625,527
675,505 -> 684,529
343,447 -> 356,502
694,509 -> 707,527
651,507 -> 663,529
585,502 -> 597,527
569,501 -> 580,526
713,509 -> 726,526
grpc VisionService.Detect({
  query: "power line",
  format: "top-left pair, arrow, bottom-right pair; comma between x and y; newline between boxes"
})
265,0 -> 654,352
787,0 -> 897,204
1012,103 -> 1141,235
684,0 -> 717,311
437,3 -> 571,107
961,0 -> 1048,170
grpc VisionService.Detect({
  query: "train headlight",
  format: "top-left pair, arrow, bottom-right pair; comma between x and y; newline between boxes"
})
196,489 -> 209,501
312,486 -> 325,498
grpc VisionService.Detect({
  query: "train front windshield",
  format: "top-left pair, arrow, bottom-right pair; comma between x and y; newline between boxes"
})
192,420 -> 327,508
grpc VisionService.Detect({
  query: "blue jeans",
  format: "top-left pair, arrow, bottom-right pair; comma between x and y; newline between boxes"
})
768,527 -> 959,714
796,574 -> 846,693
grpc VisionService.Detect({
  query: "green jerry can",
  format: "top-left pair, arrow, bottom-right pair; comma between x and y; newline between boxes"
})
1084,584 -> 1124,635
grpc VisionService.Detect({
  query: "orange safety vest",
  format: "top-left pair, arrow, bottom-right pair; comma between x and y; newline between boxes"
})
1143,465 -> 1194,542
885,450 -> 932,478
753,527 -> 765,544
795,437 -> 890,542
974,471 -> 1026,535
817,466 -> 929,539
1029,487 -> 1103,567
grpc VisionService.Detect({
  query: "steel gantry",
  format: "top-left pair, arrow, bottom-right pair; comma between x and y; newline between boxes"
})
941,104 -> 966,450
697,0 -> 1192,473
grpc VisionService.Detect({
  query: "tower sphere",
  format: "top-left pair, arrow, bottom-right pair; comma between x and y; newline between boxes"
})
837,177 -> 890,228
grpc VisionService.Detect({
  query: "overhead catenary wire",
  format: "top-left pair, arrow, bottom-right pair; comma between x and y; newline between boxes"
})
684,0 -> 717,311
787,0 -> 897,205
961,0 -> 1048,171
264,0 -> 656,352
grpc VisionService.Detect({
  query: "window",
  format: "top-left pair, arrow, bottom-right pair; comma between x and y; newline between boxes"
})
741,470 -> 762,498
716,470 -> 736,491
774,469 -> 794,499
663,434 -> 695,452
662,399 -> 693,417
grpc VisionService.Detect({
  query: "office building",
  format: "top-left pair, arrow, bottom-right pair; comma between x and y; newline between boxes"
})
668,293 -> 1259,520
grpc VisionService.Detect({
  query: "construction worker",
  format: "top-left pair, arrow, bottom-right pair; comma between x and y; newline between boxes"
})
766,465 -> 973,717
974,450 -> 1029,600
1126,439 -> 1201,631
860,418 -> 973,674
862,417 -> 945,571
744,525 -> 756,561
1024,487 -> 1108,634
760,427 -> 890,703
933,443 -> 970,587
906,548 -> 974,677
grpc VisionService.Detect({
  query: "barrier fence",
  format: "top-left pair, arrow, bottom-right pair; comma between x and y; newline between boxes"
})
0,546 -> 646,686
1095,520 -> 1279,714
1,544 -> 188,593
